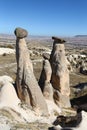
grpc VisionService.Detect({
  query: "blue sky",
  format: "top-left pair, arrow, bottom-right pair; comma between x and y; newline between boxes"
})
0,0 -> 87,36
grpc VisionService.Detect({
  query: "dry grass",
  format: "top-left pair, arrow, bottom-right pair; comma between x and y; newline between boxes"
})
11,122 -> 51,130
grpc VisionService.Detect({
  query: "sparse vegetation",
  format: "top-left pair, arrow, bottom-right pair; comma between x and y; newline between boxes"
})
0,35 -> 87,129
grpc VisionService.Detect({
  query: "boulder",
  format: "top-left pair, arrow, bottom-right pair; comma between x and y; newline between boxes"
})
14,27 -> 28,38
53,111 -> 82,127
43,53 -> 50,60
52,36 -> 66,43
80,61 -> 87,75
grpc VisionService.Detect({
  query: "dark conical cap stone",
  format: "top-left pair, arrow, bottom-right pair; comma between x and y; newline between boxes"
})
52,36 -> 66,43
14,27 -> 28,38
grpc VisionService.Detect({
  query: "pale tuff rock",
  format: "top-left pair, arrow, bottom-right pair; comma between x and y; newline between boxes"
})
53,90 -> 71,108
43,83 -> 53,100
0,75 -> 20,108
0,75 -> 14,84
50,38 -> 70,96
45,99 -> 61,116
39,59 -> 53,100
39,59 -> 52,90
14,27 -> 48,115
0,48 -> 15,55
50,37 -> 71,108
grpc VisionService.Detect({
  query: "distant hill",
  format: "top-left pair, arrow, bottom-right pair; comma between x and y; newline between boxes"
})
75,35 -> 87,38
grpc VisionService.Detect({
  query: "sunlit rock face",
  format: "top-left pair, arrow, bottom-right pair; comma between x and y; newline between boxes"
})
50,37 -> 71,108
14,27 -> 48,115
0,75 -> 20,108
39,59 -> 53,100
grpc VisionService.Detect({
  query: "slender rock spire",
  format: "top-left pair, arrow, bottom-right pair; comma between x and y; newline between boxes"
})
14,27 -> 48,115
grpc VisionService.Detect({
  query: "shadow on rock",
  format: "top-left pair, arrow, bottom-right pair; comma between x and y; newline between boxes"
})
73,82 -> 87,89
53,111 -> 82,127
48,126 -> 73,130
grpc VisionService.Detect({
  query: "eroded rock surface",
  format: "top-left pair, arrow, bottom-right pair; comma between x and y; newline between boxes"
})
39,59 -> 53,100
50,37 -> 71,108
15,27 -> 48,115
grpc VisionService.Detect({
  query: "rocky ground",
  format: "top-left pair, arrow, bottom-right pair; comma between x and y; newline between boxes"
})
0,36 -> 87,97
0,35 -> 87,129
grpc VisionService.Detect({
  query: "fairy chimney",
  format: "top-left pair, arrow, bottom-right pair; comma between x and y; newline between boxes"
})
14,27 -> 48,115
50,37 -> 71,108
39,59 -> 53,100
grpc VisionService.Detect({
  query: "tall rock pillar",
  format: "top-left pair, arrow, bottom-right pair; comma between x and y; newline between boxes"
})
39,57 -> 53,100
14,27 -> 48,115
50,37 -> 71,108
